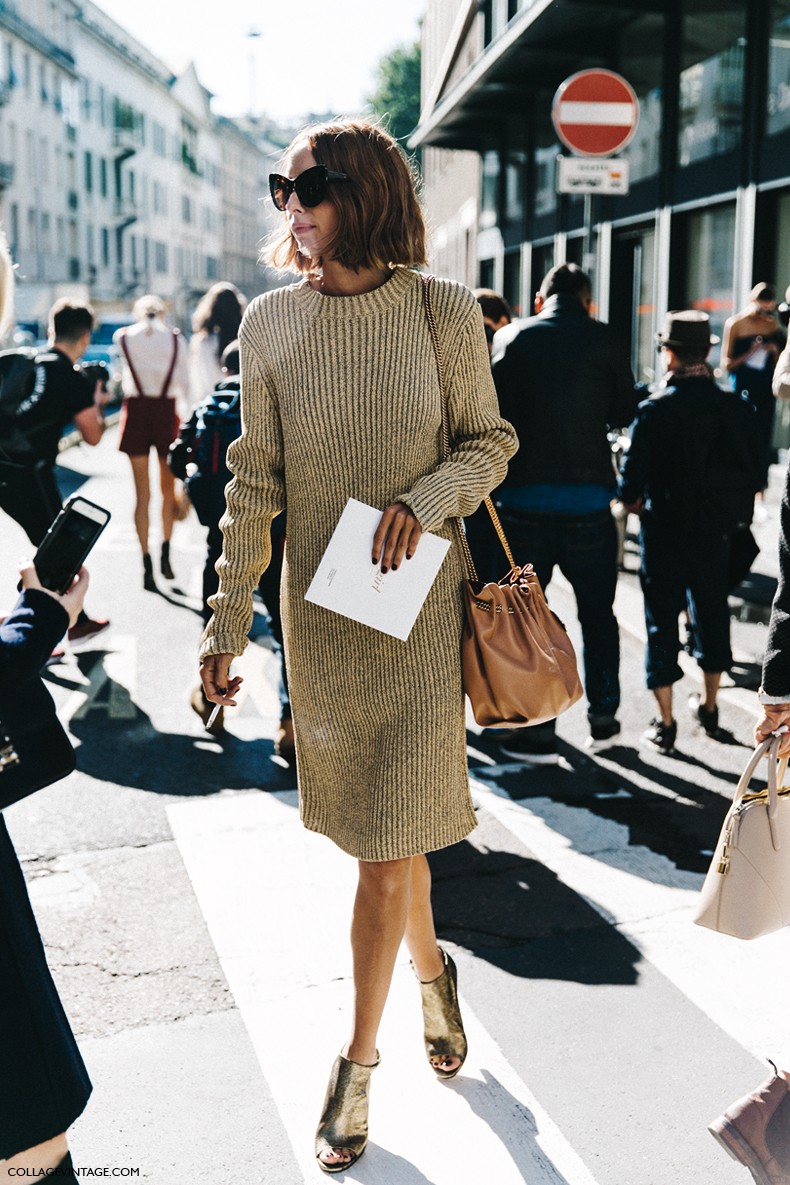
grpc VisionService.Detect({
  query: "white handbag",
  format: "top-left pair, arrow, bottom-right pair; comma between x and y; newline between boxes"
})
693,736 -> 790,940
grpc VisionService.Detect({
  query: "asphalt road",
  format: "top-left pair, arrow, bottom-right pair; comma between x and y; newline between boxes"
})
1,429 -> 787,1185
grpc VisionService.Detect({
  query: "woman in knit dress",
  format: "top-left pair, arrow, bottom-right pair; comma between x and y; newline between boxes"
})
199,119 -> 517,1172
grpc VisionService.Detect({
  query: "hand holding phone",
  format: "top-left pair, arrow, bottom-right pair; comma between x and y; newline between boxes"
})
19,561 -> 90,626
32,495 -> 111,595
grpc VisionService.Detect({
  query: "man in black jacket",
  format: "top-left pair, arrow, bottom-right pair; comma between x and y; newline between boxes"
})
490,263 -> 638,761
618,310 -> 758,754
0,299 -> 110,647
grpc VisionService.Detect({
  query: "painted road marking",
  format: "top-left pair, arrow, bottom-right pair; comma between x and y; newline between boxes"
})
168,792 -> 604,1185
470,776 -> 790,1065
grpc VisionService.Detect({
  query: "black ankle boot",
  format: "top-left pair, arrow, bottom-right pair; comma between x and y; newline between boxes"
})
160,541 -> 174,581
143,553 -> 156,591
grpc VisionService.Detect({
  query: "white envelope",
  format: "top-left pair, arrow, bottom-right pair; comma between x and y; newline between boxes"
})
304,498 -> 451,641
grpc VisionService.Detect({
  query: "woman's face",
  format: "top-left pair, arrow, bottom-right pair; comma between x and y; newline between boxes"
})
282,145 -> 339,262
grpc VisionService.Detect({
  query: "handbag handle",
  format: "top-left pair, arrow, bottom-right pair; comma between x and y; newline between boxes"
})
420,274 -> 519,583
733,734 -> 787,850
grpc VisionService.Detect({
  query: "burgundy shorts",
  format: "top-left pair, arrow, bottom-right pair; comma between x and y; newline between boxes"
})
118,397 -> 179,457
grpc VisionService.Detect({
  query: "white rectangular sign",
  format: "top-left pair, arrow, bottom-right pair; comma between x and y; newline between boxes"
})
304,498 -> 451,642
556,155 -> 630,195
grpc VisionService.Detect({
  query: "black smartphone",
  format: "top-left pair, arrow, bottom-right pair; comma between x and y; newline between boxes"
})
33,495 -> 111,594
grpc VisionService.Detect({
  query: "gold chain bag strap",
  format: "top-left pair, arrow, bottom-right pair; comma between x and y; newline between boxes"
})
421,274 -> 583,728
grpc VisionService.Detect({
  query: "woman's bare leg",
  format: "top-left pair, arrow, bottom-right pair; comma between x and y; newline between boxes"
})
158,455 -> 176,544
128,454 -> 151,556
319,856 -> 413,1170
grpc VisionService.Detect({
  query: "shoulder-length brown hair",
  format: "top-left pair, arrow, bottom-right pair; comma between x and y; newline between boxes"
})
264,118 -> 427,276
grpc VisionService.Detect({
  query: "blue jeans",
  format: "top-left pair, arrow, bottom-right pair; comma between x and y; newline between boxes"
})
498,507 -> 620,726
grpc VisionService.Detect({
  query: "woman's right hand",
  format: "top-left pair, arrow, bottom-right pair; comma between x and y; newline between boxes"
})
200,653 -> 243,706
19,561 -> 90,627
755,705 -> 790,757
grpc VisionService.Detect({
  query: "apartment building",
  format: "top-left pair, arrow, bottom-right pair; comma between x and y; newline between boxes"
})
0,0 -> 269,326
413,0 -> 790,384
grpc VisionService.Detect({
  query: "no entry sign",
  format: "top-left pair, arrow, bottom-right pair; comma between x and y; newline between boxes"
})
552,69 -> 639,157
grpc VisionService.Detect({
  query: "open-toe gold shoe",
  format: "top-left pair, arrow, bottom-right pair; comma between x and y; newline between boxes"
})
415,946 -> 468,1080
315,1051 -> 380,1174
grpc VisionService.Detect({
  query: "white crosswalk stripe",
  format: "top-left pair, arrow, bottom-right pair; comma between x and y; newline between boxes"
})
168,792 -> 606,1185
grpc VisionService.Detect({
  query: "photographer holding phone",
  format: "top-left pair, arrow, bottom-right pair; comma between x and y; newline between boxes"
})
0,561 -> 92,1184
0,299 -> 110,647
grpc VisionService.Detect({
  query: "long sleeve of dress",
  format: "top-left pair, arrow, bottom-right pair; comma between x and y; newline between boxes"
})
199,336 -> 285,659
398,306 -> 518,531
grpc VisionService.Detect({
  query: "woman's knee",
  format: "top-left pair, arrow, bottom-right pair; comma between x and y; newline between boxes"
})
358,856 -> 413,899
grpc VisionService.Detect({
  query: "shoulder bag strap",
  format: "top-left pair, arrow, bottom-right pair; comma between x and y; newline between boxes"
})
158,329 -> 180,399
420,273 -> 518,581
118,330 -> 146,397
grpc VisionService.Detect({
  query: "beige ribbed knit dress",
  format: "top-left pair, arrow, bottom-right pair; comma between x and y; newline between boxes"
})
200,266 -> 518,861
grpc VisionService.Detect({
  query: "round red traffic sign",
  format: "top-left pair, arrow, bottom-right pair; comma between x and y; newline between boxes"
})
552,69 -> 639,157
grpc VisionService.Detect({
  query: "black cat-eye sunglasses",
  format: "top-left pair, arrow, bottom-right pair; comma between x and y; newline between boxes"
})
269,165 -> 349,211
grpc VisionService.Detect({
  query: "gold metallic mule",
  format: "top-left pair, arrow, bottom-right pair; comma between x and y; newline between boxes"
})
315,1051 -> 380,1174
415,947 -> 468,1080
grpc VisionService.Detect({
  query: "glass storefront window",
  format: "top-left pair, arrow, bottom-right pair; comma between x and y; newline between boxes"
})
504,152 -> 525,226
531,242 -> 555,302
678,5 -> 746,167
480,151 -> 499,230
767,1 -> 790,136
534,145 -> 557,218
634,228 -> 656,383
681,202 -> 736,347
618,12 -> 664,184
503,249 -> 522,316
629,88 -> 662,184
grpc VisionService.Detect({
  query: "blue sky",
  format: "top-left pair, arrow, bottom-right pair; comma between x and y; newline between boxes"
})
94,0 -> 425,124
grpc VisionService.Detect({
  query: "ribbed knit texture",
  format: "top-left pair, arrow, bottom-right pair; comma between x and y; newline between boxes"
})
200,266 -> 518,861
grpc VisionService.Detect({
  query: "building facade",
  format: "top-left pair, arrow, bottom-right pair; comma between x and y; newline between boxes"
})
0,0 -> 270,327
413,0 -> 790,384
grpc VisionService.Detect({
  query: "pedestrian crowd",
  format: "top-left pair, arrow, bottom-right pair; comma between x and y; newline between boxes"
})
1,115 -> 790,1184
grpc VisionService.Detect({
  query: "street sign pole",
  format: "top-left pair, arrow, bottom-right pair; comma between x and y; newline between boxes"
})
551,70 -> 640,279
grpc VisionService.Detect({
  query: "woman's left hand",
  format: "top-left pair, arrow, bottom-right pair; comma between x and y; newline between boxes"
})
372,503 -> 422,574
19,561 -> 90,627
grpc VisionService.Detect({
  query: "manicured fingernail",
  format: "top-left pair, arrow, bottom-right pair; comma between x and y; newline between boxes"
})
392,563 -> 398,570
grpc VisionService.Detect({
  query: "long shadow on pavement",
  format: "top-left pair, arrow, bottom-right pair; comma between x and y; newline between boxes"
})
428,813 -> 639,986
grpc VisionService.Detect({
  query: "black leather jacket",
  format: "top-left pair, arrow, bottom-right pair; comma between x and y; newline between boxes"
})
490,294 -> 638,489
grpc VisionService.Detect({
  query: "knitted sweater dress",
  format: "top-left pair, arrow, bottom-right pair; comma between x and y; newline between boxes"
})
200,266 -> 518,861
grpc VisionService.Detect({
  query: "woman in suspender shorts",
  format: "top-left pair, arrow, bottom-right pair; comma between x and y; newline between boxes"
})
114,295 -> 190,590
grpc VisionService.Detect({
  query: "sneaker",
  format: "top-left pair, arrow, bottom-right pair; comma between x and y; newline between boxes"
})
643,717 -> 677,755
67,616 -> 110,647
709,1063 -> 790,1184
500,732 -> 559,765
190,685 -> 224,733
585,715 -> 621,752
689,693 -> 719,737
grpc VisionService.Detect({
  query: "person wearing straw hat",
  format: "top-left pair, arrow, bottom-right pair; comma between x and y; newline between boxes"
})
618,310 -> 759,754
